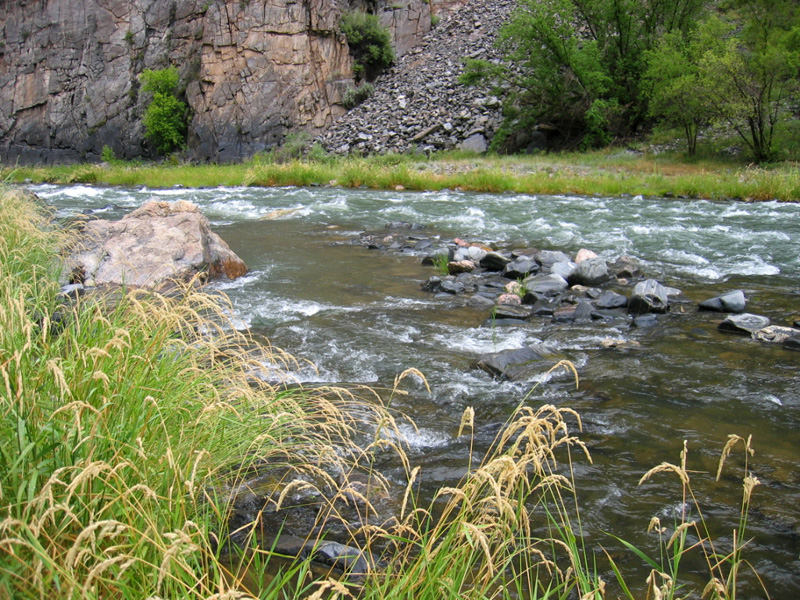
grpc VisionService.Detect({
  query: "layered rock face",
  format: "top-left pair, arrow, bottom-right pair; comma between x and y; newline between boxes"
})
0,0 -> 439,164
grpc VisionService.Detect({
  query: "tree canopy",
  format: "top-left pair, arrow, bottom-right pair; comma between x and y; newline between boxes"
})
462,0 -> 800,160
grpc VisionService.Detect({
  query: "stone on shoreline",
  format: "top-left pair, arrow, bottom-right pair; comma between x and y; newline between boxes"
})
68,200 -> 247,290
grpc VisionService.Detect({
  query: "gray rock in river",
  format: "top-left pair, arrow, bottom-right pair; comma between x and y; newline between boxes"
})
628,279 -> 670,314
535,250 -> 571,270
504,258 -> 539,279
593,290 -> 629,309
524,273 -> 570,297
783,336 -> 800,351
568,257 -> 610,286
550,260 -> 577,280
480,251 -> 512,271
718,313 -> 771,335
699,290 -> 747,313
68,200 -> 247,290
475,346 -> 559,382
752,325 -> 800,344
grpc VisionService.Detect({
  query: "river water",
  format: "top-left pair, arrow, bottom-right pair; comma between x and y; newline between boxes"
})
37,183 -> 800,597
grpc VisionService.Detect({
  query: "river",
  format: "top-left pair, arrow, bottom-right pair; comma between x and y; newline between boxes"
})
37,183 -> 800,597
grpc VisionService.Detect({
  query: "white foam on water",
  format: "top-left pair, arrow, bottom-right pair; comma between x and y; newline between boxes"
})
431,327 -> 531,356
392,422 -> 450,449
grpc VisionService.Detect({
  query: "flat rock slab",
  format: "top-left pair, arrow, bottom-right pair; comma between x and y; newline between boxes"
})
475,346 -> 558,382
70,200 -> 247,289
718,313 -> 771,335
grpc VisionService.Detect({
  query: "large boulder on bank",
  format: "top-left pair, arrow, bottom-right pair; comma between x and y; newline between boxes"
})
628,279 -> 670,314
699,290 -> 747,314
69,200 -> 248,289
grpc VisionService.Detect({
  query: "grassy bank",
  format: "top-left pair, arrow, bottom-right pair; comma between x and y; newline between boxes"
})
0,188 -> 770,599
3,150 -> 799,201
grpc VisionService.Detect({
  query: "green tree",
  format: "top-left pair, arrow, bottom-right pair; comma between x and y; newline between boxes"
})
462,0 -> 706,150
694,3 -> 800,161
340,10 -> 394,81
139,67 -> 188,155
644,29 -> 711,156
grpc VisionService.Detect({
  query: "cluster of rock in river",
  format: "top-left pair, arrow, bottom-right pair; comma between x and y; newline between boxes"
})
355,223 -> 800,381
320,0 -> 516,155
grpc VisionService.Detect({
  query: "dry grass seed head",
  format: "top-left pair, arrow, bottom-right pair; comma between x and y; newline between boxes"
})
717,434 -> 754,481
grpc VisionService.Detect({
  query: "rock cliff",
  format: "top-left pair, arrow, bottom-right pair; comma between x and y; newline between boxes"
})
0,0 -> 444,164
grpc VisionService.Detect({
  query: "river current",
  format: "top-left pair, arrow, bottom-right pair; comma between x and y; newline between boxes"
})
37,183 -> 800,597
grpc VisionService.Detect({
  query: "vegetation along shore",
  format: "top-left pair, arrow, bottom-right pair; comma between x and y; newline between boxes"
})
3,150 -> 800,202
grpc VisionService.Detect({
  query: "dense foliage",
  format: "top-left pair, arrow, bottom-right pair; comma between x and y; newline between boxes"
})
340,10 -> 395,81
463,0 -> 800,160
139,67 -> 189,155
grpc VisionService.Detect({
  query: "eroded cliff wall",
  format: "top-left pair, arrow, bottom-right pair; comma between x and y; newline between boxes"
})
0,0 -> 438,164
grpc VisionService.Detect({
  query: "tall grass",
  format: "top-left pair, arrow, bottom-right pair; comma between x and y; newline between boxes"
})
0,188 -> 405,598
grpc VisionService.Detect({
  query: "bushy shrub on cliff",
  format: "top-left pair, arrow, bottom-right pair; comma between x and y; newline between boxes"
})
340,10 -> 394,81
139,67 -> 188,156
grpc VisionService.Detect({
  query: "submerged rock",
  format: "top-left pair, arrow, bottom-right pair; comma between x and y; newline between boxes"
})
718,313 -> 771,335
69,200 -> 247,290
593,290 -> 629,310
699,290 -> 747,314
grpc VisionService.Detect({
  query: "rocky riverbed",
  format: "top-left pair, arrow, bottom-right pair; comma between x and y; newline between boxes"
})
351,222 -> 800,380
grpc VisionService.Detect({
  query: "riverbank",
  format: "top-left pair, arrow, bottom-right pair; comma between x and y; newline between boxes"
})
4,150 -> 799,201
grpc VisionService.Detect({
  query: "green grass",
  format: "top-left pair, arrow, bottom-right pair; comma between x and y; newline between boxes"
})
3,149 -> 799,201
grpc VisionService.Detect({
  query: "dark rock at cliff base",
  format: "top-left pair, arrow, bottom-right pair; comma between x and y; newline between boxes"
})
475,346 -> 558,382
68,200 -> 247,290
568,257 -> 610,286
699,290 -> 747,314
718,313 -> 771,335
593,290 -> 629,310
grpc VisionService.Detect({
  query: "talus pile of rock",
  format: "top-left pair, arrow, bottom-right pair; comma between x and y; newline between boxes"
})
320,0 -> 517,155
